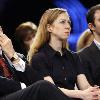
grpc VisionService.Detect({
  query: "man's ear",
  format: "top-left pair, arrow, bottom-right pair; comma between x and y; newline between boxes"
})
88,23 -> 95,32
47,24 -> 53,32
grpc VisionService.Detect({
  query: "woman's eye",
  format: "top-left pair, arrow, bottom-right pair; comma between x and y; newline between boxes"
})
59,20 -> 71,25
60,20 -> 65,24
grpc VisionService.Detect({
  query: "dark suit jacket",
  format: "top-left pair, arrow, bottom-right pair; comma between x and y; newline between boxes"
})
78,42 -> 100,86
0,52 -> 39,97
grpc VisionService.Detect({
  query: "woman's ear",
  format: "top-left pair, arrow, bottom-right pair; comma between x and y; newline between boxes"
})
47,24 -> 52,32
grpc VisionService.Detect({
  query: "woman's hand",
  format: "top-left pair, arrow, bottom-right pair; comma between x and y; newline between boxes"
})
81,86 -> 100,100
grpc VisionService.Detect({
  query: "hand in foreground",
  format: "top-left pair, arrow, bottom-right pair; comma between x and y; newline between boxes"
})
82,86 -> 100,100
0,26 -> 15,59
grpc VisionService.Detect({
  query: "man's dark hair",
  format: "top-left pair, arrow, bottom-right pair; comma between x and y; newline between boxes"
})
86,4 -> 100,25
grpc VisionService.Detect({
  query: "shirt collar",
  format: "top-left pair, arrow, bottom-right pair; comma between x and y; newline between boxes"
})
40,43 -> 67,58
0,47 -> 2,56
94,39 -> 100,50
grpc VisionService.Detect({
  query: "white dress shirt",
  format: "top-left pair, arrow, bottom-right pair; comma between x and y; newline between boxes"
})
94,39 -> 100,50
0,48 -> 26,89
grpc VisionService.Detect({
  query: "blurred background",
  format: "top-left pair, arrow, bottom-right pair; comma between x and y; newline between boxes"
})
0,0 -> 99,51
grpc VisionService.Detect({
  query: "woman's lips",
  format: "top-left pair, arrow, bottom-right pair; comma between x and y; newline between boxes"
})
64,32 -> 69,34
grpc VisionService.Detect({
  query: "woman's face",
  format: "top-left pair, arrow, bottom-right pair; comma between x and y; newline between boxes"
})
23,33 -> 35,50
48,12 -> 71,41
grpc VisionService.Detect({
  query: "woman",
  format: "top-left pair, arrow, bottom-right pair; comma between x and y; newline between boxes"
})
28,8 -> 100,100
14,21 -> 37,57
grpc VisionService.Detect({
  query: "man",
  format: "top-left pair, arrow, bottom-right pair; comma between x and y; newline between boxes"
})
0,26 -> 38,85
0,26 -> 70,100
78,4 -> 100,86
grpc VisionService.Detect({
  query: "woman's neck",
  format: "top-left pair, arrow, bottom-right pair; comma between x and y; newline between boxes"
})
49,36 -> 62,53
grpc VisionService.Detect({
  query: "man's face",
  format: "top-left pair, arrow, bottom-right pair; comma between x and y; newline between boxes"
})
93,10 -> 100,35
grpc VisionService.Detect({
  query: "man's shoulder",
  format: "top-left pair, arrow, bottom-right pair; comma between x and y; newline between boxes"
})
78,44 -> 91,53
77,45 -> 92,59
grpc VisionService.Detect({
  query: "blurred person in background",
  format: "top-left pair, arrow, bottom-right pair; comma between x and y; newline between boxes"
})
14,21 -> 37,57
76,29 -> 94,51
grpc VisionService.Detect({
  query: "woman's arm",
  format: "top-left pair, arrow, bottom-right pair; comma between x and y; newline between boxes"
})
44,75 -> 99,99
59,86 -> 99,100
44,76 -> 83,99
77,74 -> 91,90
44,76 -> 55,84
